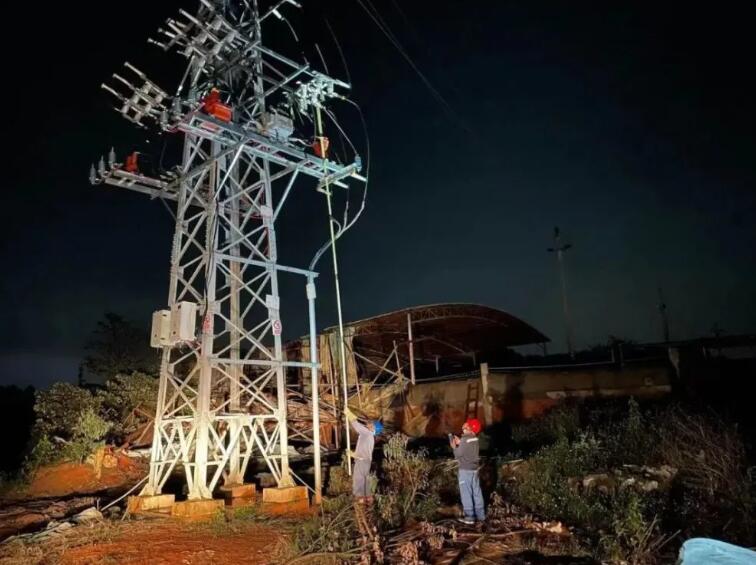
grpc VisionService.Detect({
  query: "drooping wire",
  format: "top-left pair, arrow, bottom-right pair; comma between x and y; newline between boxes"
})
321,19 -> 353,164
341,98 -> 370,234
353,0 -> 473,135
325,18 -> 352,86
158,134 -> 170,174
323,107 -> 355,220
324,20 -> 369,185
324,107 -> 358,156
309,98 -> 371,270
315,43 -> 330,75
282,17 -> 299,43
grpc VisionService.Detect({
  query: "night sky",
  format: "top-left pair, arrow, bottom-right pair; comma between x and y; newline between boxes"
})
1,1 -> 754,388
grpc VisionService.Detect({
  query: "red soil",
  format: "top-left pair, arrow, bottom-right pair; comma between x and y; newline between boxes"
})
18,453 -> 146,500
60,521 -> 284,565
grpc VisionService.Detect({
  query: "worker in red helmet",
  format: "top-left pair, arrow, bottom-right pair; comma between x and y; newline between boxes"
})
450,418 -> 485,525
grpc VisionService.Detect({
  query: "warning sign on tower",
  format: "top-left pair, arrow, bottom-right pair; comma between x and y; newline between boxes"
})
272,319 -> 282,336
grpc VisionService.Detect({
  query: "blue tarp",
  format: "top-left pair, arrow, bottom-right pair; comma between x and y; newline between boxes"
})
678,538 -> 756,565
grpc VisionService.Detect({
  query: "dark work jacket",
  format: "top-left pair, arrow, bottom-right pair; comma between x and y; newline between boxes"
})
452,433 -> 480,470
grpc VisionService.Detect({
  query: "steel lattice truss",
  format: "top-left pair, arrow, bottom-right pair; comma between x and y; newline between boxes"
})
91,0 -> 365,500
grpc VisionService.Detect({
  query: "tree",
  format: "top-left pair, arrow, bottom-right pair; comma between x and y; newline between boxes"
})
83,312 -> 158,382
26,374 -> 158,471
98,372 -> 158,443
25,382 -> 101,471
33,382 -> 100,441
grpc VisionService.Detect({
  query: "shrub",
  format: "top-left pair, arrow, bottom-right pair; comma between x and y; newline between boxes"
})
61,408 -> 111,463
33,382 -> 100,441
376,434 -> 440,527
512,432 -> 670,562
599,490 -> 667,564
657,407 -> 755,545
23,434 -> 57,474
24,383 -> 102,472
282,495 -> 361,559
25,373 -> 157,471
513,434 -> 609,528
26,386 -> 113,470
599,397 -> 661,468
507,399 -> 755,562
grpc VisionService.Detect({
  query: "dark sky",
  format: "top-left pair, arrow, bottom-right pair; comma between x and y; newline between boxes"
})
1,1 -> 754,388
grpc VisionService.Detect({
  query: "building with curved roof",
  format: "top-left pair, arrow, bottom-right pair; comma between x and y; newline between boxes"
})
286,303 -> 548,385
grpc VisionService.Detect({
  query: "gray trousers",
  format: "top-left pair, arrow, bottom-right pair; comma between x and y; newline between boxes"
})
352,459 -> 372,497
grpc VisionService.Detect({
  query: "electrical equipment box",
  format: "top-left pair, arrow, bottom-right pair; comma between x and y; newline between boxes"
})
261,112 -> 294,142
171,301 -> 198,342
201,89 -> 233,122
312,136 -> 330,158
150,310 -> 171,348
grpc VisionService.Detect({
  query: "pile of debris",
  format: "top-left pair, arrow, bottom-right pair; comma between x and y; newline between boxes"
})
0,505 -> 105,547
501,459 -> 678,496
568,465 -> 678,495
0,449 -> 147,541
379,495 -> 589,564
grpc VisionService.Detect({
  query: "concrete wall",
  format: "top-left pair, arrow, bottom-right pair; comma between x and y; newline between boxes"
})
386,362 -> 671,438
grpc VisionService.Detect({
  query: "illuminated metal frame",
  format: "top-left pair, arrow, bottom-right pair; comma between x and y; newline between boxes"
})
91,0 -> 364,501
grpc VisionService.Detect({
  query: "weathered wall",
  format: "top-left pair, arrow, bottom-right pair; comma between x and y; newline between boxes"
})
386,363 -> 671,438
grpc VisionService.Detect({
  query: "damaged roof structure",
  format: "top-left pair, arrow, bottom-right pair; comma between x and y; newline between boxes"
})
283,303 -> 549,448
286,303 -> 549,386
286,304 -> 675,444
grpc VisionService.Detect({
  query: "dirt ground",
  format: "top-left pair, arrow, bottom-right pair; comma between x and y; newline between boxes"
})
0,455 -> 150,542
56,520 -> 284,565
0,520 -> 285,565
0,507 -> 595,565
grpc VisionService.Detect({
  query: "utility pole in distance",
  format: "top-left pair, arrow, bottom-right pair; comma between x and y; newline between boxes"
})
657,287 -> 670,342
547,227 -> 574,359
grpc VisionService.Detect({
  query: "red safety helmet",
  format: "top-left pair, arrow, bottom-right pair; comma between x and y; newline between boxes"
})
464,418 -> 481,435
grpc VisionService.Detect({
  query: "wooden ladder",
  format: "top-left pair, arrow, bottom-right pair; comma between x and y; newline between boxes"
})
465,380 -> 480,420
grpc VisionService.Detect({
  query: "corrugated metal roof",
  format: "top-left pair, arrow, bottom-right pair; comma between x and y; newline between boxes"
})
324,303 -> 548,352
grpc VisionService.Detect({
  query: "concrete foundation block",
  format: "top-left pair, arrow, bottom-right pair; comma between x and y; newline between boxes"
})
127,494 -> 175,514
170,499 -> 224,520
262,485 -> 308,504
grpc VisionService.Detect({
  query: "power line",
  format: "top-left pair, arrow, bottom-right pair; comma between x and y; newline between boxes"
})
325,18 -> 352,86
547,227 -> 575,359
353,0 -> 473,135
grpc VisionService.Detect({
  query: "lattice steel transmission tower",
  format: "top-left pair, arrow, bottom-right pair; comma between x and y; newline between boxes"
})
90,0 -> 365,501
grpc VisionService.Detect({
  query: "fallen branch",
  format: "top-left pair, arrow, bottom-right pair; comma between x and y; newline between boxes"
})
456,529 -> 531,540
286,549 -> 361,565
